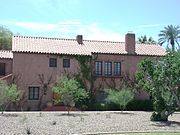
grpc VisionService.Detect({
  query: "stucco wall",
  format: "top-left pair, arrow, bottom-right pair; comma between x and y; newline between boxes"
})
0,58 -> 12,77
13,52 -> 149,110
13,53 -> 79,110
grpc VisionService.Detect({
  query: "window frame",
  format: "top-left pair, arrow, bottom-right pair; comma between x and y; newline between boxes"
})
49,58 -> 57,67
104,61 -> 112,76
114,62 -> 121,76
95,61 -> 103,75
63,58 -> 70,68
28,87 -> 40,100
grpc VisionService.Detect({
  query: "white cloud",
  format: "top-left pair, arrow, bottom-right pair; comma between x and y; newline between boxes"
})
10,21 -> 124,41
13,22 -> 57,31
58,21 -> 81,26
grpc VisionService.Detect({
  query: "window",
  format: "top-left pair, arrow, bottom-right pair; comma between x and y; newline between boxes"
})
104,62 -> 112,76
49,58 -> 57,67
63,58 -> 70,68
0,63 -> 5,76
114,62 -> 121,76
95,61 -> 102,75
29,87 -> 39,100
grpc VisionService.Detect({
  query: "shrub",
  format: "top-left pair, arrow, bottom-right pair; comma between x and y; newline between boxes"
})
126,99 -> 153,111
52,76 -> 89,114
0,81 -> 20,114
106,88 -> 134,111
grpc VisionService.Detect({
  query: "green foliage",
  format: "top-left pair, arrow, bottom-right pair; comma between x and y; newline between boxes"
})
158,25 -> 180,51
52,76 -> 89,107
75,55 -> 92,81
0,80 -> 20,113
136,50 -> 180,121
0,80 -> 9,106
126,100 -> 153,111
6,84 -> 20,103
0,26 -> 13,50
106,88 -> 134,111
138,35 -> 157,44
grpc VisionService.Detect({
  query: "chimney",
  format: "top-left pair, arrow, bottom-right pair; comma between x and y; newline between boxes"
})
125,33 -> 136,54
76,35 -> 83,44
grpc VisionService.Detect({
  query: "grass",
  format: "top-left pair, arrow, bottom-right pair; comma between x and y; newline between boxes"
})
109,132 -> 180,135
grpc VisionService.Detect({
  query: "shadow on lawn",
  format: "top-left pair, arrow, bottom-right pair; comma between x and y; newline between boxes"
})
0,113 -> 19,117
55,113 -> 88,117
152,121 -> 180,127
112,112 -> 135,115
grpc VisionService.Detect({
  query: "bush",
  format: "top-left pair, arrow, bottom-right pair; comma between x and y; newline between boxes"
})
126,100 -> 153,111
106,88 -> 134,111
52,76 -> 89,111
0,81 -> 20,113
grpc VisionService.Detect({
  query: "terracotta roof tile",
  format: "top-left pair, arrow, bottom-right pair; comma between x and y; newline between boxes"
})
0,50 -> 13,59
12,36 -> 166,56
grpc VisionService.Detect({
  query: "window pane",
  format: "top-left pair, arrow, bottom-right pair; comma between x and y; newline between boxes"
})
95,61 -> 102,75
29,87 -> 39,100
114,62 -> 121,76
63,59 -> 70,68
104,62 -> 112,76
0,63 -> 5,76
49,58 -> 57,67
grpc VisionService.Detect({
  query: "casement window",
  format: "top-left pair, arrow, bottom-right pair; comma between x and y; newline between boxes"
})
114,62 -> 121,76
0,63 -> 5,76
95,61 -> 102,75
63,58 -> 70,68
28,87 -> 40,100
104,62 -> 112,76
49,58 -> 57,67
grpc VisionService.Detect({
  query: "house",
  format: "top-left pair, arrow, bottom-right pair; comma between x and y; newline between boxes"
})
0,50 -> 13,82
0,33 -> 166,110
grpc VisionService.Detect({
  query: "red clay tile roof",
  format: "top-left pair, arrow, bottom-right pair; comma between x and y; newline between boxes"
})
12,36 -> 166,56
0,50 -> 13,59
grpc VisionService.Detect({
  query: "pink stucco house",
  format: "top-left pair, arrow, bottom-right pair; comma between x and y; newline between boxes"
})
0,33 -> 166,110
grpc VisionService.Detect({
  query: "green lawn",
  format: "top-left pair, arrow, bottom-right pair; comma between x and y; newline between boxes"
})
104,132 -> 180,135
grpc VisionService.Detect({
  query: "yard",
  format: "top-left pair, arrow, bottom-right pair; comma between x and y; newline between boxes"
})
110,133 -> 180,135
0,111 -> 179,135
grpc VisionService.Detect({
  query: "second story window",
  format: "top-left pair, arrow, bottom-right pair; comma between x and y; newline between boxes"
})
63,58 -> 70,68
0,63 -> 5,76
95,61 -> 102,75
104,62 -> 112,76
114,62 -> 121,76
49,58 -> 57,67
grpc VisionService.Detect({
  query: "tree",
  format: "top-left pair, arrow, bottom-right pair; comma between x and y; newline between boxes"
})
138,35 -> 157,44
136,50 -> 180,121
0,26 -> 13,50
106,88 -> 134,112
158,25 -> 180,51
0,80 -> 21,114
52,76 -> 89,114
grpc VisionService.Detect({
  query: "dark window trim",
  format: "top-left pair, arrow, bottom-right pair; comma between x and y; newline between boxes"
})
95,61 -> 103,75
104,61 -> 112,76
114,62 -> 121,76
49,58 -> 57,67
28,87 -> 40,100
63,58 -> 70,68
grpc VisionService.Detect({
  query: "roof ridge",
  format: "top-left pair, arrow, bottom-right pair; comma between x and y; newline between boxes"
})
13,35 -> 125,43
13,35 -> 76,41
83,39 -> 124,43
136,43 -> 159,46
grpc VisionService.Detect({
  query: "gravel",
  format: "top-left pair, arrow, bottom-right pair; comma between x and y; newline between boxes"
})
0,111 -> 179,135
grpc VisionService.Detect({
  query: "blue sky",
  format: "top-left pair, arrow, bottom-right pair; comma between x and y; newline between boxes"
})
1,0 -> 180,42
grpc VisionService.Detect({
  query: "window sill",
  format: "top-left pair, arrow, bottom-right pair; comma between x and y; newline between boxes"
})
95,75 -> 123,78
